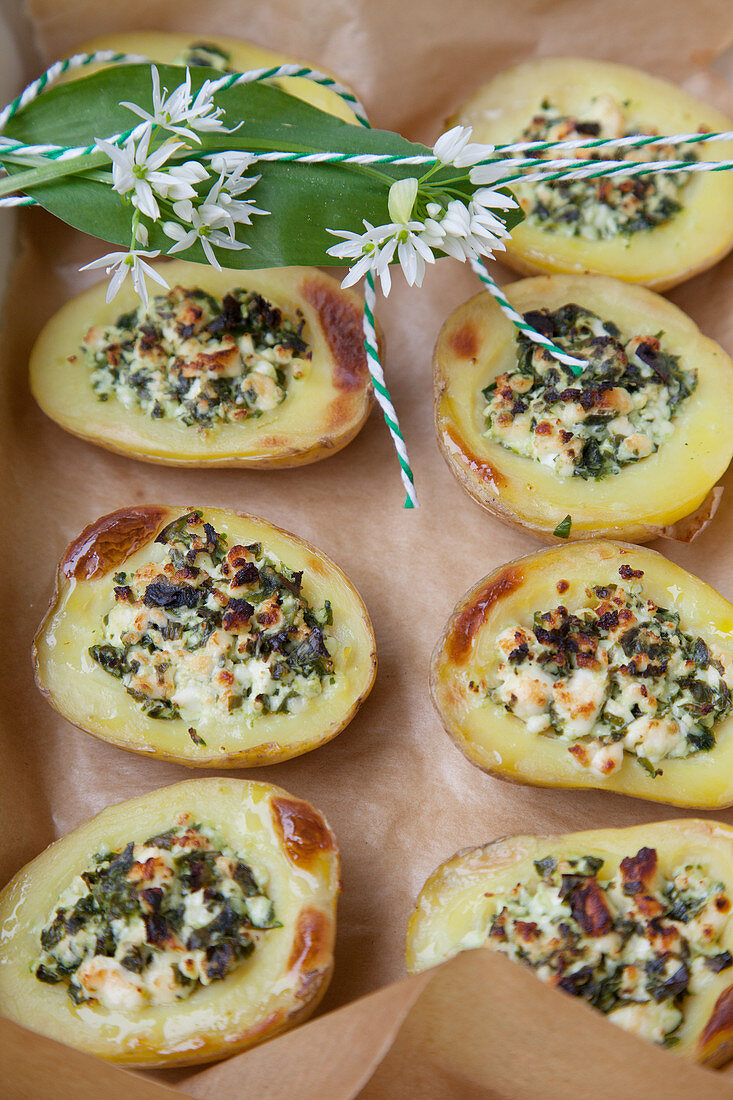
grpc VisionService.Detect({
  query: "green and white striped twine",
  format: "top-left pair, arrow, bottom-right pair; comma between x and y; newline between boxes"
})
492,128 -> 733,156
3,50 -> 733,503
469,257 -> 586,375
363,271 -> 417,507
0,56 -> 370,165
0,50 -> 149,132
204,63 -> 370,127
487,155 -> 733,186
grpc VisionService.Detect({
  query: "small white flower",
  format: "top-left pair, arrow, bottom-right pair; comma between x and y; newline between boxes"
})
208,151 -> 258,174
325,174 -> 514,296
121,67 -> 235,141
163,200 -> 248,270
440,198 -> 472,238
387,176 -> 419,223
96,124 -> 187,221
151,159 -> 210,202
472,186 -> 518,212
419,190 -> 514,265
189,78 -> 238,134
327,221 -> 408,295
433,125 -> 495,168
121,67 -> 195,139
396,229 -> 434,287
80,249 -> 168,306
200,162 -> 269,231
327,216 -> 434,295
418,221 -> 444,250
334,176 -> 436,293
467,192 -> 514,251
470,162 -> 517,186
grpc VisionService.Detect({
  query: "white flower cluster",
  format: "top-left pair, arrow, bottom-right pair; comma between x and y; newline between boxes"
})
83,68 -> 268,304
326,126 -> 515,295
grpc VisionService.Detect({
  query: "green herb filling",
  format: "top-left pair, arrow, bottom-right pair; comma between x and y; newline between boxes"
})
82,286 -> 310,430
485,847 -> 731,1046
489,566 -> 731,777
34,815 -> 279,1009
90,511 -> 335,723
515,95 -> 700,239
482,303 -> 696,479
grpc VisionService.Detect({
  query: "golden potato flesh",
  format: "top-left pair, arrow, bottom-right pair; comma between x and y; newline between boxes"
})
431,540 -> 733,808
30,264 -> 374,469
434,274 -> 733,542
406,820 -> 733,1066
34,505 -> 377,767
61,31 -> 360,123
452,57 -> 733,289
0,778 -> 339,1067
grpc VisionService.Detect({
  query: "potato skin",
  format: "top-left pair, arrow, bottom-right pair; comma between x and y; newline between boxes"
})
33,505 -> 377,767
433,274 -> 733,542
451,57 -> 733,290
0,778 -> 340,1067
405,819 -> 733,1066
30,264 -> 375,469
430,540 -> 733,808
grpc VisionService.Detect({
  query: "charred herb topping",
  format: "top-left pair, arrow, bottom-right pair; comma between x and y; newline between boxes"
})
484,848 -> 732,1046
82,285 -> 310,430
89,511 -> 335,723
489,566 -> 732,777
177,42 -> 233,70
515,95 -> 700,239
482,303 -> 696,479
34,814 -> 280,1010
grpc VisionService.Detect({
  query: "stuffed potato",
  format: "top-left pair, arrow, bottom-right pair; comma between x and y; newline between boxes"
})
431,540 -> 733,807
433,274 -> 733,542
406,820 -> 733,1066
451,57 -> 733,289
34,505 -> 377,766
30,264 -> 374,468
0,778 -> 339,1067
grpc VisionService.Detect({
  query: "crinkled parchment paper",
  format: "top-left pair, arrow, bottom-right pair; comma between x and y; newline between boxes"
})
2,0 -> 733,1094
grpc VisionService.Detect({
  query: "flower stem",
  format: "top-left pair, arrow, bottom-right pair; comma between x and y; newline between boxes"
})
417,162 -> 442,187
0,150 -> 109,198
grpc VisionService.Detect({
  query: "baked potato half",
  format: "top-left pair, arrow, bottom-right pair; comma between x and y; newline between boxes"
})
451,57 -> 733,290
61,30 -> 359,123
34,505 -> 377,766
30,264 -> 374,469
406,820 -> 733,1066
433,274 -> 733,542
0,778 -> 339,1067
431,540 -> 733,807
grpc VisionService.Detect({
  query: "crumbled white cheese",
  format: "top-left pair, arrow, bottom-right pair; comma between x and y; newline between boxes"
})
491,571 -> 731,776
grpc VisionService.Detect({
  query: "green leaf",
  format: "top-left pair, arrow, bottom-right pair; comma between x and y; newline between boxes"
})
1,64 -> 523,269
553,515 -> 572,539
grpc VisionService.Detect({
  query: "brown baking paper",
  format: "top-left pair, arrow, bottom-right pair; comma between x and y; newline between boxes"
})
2,0 -> 733,1094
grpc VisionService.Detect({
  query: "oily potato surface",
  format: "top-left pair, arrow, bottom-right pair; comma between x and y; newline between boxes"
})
431,540 -> 733,807
30,264 -> 374,468
34,505 -> 377,766
452,57 -> 733,289
0,778 -> 339,1067
406,819 -> 733,1066
433,274 -> 733,542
